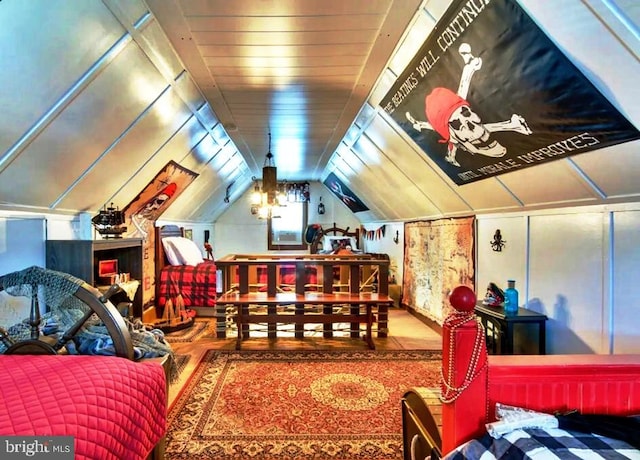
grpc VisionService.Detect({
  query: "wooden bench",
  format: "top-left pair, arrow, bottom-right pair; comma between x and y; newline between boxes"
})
215,254 -> 391,346
216,291 -> 392,349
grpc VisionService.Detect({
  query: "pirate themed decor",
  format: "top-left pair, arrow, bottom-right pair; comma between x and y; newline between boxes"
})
91,202 -> 126,238
122,160 -> 198,308
123,161 -> 198,239
490,229 -> 506,252
323,172 -> 368,213
380,0 -> 640,185
130,182 -> 177,238
305,223 -> 323,245
483,282 -> 505,308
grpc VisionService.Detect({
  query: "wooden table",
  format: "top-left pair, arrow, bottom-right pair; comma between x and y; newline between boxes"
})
217,291 -> 392,349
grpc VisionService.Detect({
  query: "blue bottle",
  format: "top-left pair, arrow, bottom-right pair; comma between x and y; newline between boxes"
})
504,280 -> 519,314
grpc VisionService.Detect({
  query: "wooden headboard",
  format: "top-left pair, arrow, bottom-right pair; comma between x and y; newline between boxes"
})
309,223 -> 360,254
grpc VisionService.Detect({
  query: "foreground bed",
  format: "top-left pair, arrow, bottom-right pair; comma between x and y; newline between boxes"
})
0,354 -> 167,460
0,267 -> 169,460
403,286 -> 640,459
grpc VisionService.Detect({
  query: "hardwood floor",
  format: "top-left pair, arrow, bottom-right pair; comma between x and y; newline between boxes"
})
166,306 -> 442,405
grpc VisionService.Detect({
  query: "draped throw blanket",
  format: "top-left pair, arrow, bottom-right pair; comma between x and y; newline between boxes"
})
157,260 -> 217,308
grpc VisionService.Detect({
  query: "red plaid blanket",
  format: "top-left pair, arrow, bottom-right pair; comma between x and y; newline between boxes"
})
157,260 -> 217,308
255,265 -> 318,285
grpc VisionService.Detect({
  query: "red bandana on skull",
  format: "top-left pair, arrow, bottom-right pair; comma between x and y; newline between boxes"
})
425,87 -> 469,143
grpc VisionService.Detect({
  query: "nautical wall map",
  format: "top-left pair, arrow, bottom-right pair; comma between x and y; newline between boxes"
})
403,217 -> 475,324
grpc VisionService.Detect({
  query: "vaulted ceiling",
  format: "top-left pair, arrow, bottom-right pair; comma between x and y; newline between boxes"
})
0,0 -> 638,223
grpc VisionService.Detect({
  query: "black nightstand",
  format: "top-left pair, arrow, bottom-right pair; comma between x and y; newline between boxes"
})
474,302 -> 547,355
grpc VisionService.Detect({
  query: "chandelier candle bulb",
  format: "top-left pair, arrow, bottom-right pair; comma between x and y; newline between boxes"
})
504,280 -> 519,314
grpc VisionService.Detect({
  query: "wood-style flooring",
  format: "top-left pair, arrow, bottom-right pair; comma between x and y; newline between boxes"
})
167,307 -> 442,405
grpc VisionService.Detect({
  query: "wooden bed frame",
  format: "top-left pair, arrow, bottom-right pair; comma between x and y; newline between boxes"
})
403,286 -> 640,459
154,224 -> 218,318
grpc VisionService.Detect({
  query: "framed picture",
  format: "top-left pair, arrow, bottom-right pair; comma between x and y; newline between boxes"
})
184,229 -> 193,240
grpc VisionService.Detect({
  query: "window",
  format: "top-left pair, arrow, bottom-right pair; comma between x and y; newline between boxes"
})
268,201 -> 308,250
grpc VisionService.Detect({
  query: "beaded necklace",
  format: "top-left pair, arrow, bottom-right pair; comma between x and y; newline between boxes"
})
439,310 -> 487,403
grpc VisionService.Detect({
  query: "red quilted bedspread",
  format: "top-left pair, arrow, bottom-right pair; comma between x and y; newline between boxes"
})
157,260 -> 217,308
0,355 -> 166,460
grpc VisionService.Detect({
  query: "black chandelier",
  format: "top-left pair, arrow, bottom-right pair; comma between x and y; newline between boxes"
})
249,132 -> 311,219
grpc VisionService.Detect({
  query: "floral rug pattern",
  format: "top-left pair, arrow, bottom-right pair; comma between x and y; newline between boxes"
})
166,349 -> 441,459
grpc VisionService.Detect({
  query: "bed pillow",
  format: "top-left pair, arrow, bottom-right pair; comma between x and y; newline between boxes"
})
163,237 -> 204,266
323,236 -> 358,251
161,237 -> 182,265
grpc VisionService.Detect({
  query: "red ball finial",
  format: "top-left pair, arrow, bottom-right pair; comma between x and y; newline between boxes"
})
449,285 -> 476,312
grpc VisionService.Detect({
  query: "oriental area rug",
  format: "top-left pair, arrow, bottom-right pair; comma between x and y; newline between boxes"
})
165,349 -> 442,459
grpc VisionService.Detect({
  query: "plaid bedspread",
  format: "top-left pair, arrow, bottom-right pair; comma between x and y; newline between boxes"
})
256,265 -> 318,286
157,260 -> 217,308
443,427 -> 640,459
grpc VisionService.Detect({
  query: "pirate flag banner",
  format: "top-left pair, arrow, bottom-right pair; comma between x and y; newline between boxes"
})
380,0 -> 640,186
123,160 -> 198,306
324,171 -> 369,213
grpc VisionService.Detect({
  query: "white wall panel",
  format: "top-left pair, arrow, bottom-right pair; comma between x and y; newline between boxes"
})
612,210 -> 640,353
529,212 -> 606,354
520,0 -> 640,121
366,114 -> 470,216
350,130 -> 432,219
362,221 -> 405,283
108,115 -> 210,211
134,18 -> 187,83
329,152 -> 398,220
103,0 -> 148,29
172,72 -> 207,114
572,140 -> 640,200
386,10 -> 435,77
457,179 -> 522,213
476,216 -> 528,304
0,217 -> 46,276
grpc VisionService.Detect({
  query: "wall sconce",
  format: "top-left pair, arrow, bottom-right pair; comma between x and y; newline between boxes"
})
317,197 -> 325,215
393,230 -> 399,244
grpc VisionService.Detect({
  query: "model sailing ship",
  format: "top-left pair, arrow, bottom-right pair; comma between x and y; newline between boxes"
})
151,294 -> 195,333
